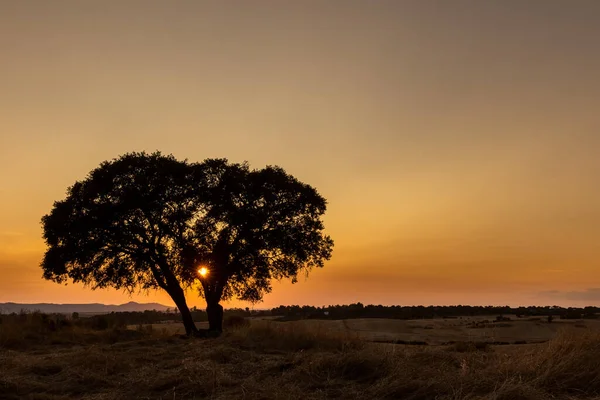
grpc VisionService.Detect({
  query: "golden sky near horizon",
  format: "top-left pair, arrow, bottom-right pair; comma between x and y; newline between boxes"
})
1,1 -> 600,308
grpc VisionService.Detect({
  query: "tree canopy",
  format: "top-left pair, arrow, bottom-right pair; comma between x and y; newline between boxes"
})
41,152 -> 334,334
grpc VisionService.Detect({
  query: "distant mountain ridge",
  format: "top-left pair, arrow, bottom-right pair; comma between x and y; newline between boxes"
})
0,301 -> 172,314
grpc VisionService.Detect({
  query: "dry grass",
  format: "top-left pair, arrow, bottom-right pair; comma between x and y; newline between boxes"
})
0,312 -> 151,350
227,320 -> 365,352
2,315 -> 600,399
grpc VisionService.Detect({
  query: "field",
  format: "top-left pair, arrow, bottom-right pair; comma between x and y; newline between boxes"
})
2,314 -> 600,399
134,315 -> 600,345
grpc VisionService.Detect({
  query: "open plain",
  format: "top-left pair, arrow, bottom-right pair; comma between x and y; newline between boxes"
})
3,314 -> 600,400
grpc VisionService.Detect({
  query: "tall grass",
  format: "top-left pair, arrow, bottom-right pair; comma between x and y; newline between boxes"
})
529,329 -> 600,393
0,312 -> 144,349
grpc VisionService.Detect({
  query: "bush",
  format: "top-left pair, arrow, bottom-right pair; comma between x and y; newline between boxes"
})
77,314 -> 126,331
223,315 -> 250,330
91,316 -> 110,330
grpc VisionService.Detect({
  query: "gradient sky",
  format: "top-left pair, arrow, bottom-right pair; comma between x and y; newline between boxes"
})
1,1 -> 600,308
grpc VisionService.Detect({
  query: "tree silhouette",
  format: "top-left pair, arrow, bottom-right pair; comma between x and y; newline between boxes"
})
41,152 -> 333,335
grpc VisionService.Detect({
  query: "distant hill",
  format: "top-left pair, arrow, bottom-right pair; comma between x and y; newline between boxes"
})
0,301 -> 172,314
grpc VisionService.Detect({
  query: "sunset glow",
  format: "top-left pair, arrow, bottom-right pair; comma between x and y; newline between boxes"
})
1,1 -> 600,309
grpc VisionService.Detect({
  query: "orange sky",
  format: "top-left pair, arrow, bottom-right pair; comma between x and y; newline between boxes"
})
1,1 -> 600,308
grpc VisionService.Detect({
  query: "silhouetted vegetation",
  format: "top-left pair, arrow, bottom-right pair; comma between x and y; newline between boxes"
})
0,311 -> 141,349
222,315 -> 250,330
4,304 -> 595,332
40,152 -> 333,335
0,307 -> 264,345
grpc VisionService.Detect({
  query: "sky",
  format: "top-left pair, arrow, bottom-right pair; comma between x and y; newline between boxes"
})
1,1 -> 600,308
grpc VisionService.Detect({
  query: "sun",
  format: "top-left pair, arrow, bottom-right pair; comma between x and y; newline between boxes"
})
198,267 -> 209,277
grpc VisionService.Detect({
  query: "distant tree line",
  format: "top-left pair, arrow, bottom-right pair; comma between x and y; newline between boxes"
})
269,304 -> 600,321
72,307 -> 259,328
0,308 -> 260,330
5,304 -> 597,328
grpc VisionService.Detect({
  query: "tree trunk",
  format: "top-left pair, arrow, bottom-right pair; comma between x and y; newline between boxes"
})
206,301 -> 224,333
168,288 -> 198,336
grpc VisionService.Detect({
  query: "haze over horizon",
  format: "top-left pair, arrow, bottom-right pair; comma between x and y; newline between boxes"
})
2,1 -> 600,309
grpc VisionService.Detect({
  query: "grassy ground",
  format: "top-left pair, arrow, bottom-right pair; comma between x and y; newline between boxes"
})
2,314 -> 600,399
133,315 -> 599,344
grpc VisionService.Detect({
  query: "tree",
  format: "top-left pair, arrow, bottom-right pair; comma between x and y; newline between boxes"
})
41,152 -> 334,335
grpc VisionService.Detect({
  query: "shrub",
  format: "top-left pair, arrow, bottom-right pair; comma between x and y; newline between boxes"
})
90,316 -> 110,330
0,312 -> 157,350
223,315 -> 250,330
